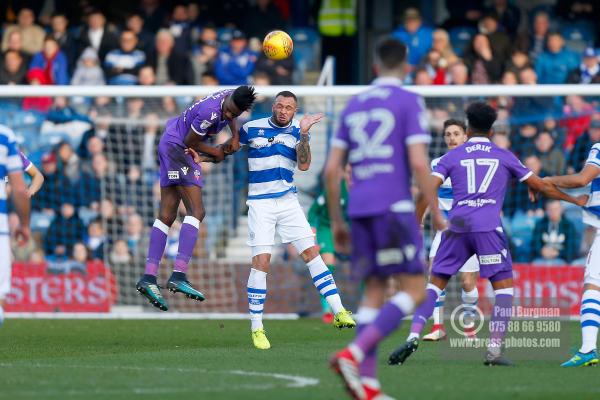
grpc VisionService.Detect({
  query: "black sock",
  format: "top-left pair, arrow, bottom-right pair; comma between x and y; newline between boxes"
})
142,274 -> 157,284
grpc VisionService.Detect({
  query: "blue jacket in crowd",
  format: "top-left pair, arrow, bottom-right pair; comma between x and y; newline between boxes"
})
214,47 -> 257,85
535,49 -> 580,84
392,25 -> 433,66
29,51 -> 70,85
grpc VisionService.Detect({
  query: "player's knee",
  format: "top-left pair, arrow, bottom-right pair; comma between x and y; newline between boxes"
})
193,208 -> 206,222
158,211 -> 177,227
461,273 -> 477,291
300,245 -> 320,262
252,255 -> 271,272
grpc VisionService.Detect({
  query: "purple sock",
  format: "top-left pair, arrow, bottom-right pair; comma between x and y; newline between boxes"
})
489,293 -> 513,351
173,216 -> 200,274
409,288 -> 439,336
145,220 -> 169,276
357,323 -> 377,379
353,293 -> 414,355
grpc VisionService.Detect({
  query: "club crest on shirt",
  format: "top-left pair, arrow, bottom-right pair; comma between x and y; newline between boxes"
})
194,170 -> 201,180
168,171 -> 179,180
211,112 -> 218,120
181,166 -> 189,176
258,129 -> 265,136
200,120 -> 212,130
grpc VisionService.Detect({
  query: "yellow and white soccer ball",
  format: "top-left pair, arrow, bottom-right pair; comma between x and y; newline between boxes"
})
262,30 -> 293,60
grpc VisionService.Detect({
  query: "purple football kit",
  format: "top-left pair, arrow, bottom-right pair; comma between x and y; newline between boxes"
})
19,151 -> 32,172
332,77 -> 431,279
431,137 -> 532,281
158,89 -> 233,188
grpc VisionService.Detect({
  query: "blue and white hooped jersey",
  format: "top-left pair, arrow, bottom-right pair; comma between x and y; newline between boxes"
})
240,117 -> 301,200
0,124 -> 24,235
582,143 -> 600,228
431,156 -> 452,215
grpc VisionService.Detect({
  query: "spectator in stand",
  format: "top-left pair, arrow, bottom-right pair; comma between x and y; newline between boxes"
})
431,29 -> 459,66
100,198 -> 124,238
22,68 -> 53,112
33,152 -> 64,213
86,219 -> 106,260
0,50 -> 27,84
413,67 -> 432,85
511,68 -> 554,124
542,116 -> 567,148
56,141 -> 81,183
148,29 -> 193,85
72,242 -> 90,266
464,33 -> 503,84
516,11 -> 550,62
504,154 -> 546,218
535,32 -> 579,84
448,61 -> 469,84
214,30 -> 257,85
568,118 -> 600,173
80,136 -> 105,173
44,96 -> 94,148
71,47 -> 105,86
244,0 -> 285,41
555,0 -> 599,24
126,213 -> 147,258
104,30 -> 146,85
109,239 -> 132,266
200,71 -> 219,85
1,8 -> 45,56
29,36 -> 69,85
168,4 -> 193,54
2,30 -> 31,67
50,13 -> 77,74
562,95 -> 594,150
531,200 -> 578,265
126,14 -> 154,55
44,202 -> 86,258
418,49 -> 448,85
137,0 -> 168,34
254,49 -> 294,85
511,123 -> 538,158
487,0 -> 520,38
535,131 -> 565,176
77,10 -> 119,63
504,50 -> 531,76
392,8 -> 433,70
191,39 -> 219,83
568,47 -> 600,84
479,13 -> 511,64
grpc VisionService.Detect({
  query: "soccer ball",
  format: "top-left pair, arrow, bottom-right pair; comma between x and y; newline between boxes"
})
262,30 -> 293,60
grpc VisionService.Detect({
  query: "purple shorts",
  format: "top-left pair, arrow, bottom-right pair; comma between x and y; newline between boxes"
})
158,137 -> 204,188
432,229 -> 512,282
351,211 -> 426,280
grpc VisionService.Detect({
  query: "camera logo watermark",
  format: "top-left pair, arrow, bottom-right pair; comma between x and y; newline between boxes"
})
449,304 -> 485,337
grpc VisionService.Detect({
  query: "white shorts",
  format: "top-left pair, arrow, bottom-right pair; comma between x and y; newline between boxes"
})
585,230 -> 600,286
429,230 -> 480,273
0,235 -> 11,299
247,192 -> 314,250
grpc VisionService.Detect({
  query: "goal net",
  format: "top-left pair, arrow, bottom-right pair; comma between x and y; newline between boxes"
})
1,84 -> 597,316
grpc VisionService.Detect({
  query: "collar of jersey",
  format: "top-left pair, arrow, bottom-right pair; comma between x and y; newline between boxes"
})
467,137 -> 491,143
372,77 -> 403,87
268,117 -> 292,130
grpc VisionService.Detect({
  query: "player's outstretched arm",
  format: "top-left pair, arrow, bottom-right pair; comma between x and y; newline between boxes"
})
297,113 -> 324,171
225,119 -> 240,154
525,174 -> 588,206
26,163 -> 44,197
324,147 -> 350,254
545,164 -> 600,189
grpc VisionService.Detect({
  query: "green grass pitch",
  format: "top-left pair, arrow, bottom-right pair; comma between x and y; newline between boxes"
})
0,319 -> 597,399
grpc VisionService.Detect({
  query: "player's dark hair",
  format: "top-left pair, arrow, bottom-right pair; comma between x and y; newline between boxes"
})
466,102 -> 497,134
375,37 -> 407,70
443,118 -> 467,133
231,85 -> 257,112
275,90 -> 297,103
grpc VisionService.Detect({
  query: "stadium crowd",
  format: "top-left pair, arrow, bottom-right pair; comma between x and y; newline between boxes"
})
0,0 -> 599,271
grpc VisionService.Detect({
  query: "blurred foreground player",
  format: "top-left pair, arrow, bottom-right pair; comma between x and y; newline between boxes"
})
326,37 -> 440,399
136,86 -> 256,311
0,124 -> 31,326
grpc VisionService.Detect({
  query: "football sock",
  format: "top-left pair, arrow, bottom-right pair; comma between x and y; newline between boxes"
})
145,219 -> 170,276
580,289 -> 600,353
355,307 -> 378,379
461,287 -> 479,329
408,284 -> 442,340
247,268 -> 267,331
488,288 -> 513,356
432,289 -> 446,327
173,216 -> 200,274
307,256 -> 343,314
320,264 -> 336,313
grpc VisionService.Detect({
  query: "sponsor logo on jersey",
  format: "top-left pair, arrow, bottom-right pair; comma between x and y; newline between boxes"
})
200,120 -> 212,130
479,254 -> 502,265
168,171 -> 180,180
181,166 -> 189,176
194,170 -> 201,180
268,137 -> 275,142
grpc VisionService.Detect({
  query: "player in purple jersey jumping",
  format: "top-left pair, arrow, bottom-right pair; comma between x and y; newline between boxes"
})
136,86 -> 256,311
388,102 -> 588,367
326,37 -> 443,399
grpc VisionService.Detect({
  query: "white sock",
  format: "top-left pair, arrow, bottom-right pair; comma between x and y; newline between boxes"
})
247,268 -> 267,331
580,289 -> 600,353
307,256 -> 343,314
432,290 -> 446,325
461,287 -> 479,326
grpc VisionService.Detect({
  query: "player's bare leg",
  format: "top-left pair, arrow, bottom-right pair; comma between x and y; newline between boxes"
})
423,258 -> 446,341
299,245 -> 355,329
166,185 -> 206,301
136,186 -> 181,311
248,253 -> 271,349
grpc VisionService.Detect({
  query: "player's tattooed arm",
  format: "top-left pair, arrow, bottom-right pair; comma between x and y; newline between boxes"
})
297,134 -> 311,170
